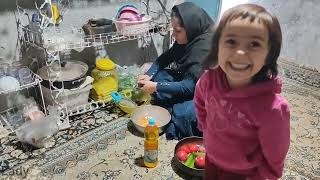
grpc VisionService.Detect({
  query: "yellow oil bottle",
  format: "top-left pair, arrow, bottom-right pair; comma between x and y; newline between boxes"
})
144,117 -> 159,168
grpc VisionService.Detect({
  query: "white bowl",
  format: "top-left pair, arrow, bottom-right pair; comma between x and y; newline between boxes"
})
0,76 -> 20,91
131,105 -> 171,134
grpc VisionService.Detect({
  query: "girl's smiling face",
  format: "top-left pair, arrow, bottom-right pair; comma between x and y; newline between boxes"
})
218,18 -> 270,89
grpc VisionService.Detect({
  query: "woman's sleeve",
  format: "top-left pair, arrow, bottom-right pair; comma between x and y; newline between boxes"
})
145,62 -> 160,77
156,73 -> 196,97
194,75 -> 207,132
146,43 -> 183,77
255,100 -> 290,179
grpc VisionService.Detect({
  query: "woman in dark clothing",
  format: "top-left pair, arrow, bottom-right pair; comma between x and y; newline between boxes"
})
138,2 -> 213,139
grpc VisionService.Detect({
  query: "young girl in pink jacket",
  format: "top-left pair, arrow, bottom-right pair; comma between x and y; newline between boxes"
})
194,4 -> 290,180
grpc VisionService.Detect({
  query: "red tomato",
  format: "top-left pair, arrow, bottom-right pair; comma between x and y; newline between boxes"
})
179,145 -> 191,154
176,150 -> 189,162
195,155 -> 205,169
189,144 -> 200,152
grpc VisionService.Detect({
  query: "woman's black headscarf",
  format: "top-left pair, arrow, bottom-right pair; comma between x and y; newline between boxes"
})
171,2 -> 214,79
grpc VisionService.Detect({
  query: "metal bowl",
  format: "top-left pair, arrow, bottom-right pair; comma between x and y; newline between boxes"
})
131,105 -> 171,134
174,136 -> 204,177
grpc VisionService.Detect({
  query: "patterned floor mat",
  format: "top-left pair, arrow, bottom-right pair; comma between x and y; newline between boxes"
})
0,60 -> 319,180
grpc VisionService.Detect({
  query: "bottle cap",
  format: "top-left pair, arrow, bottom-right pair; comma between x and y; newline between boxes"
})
96,58 -> 115,71
111,92 -> 122,103
149,117 -> 155,126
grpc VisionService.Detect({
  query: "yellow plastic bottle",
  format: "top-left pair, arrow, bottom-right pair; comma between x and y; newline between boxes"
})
91,58 -> 118,101
51,0 -> 59,24
144,117 -> 159,168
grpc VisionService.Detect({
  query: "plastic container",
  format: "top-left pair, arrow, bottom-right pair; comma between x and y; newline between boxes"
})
111,92 -> 137,114
116,4 -> 140,20
91,58 -> 118,101
18,67 -> 33,85
15,114 -> 59,148
144,117 -> 159,168
42,84 -> 92,110
0,76 -> 20,92
114,15 -> 152,35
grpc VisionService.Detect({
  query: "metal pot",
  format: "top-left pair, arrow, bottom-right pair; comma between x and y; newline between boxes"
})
37,61 -> 88,89
174,136 -> 204,177
82,18 -> 115,36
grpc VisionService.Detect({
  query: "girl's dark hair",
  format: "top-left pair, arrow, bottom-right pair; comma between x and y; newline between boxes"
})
203,4 -> 282,83
171,6 -> 184,27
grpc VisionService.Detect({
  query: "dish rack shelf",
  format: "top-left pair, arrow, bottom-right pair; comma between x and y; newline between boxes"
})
0,68 -> 47,138
15,0 -> 171,126
19,23 -> 169,53
63,99 -> 113,117
0,70 -> 43,95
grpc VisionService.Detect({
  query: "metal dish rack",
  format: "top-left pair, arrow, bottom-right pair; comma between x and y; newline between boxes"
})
0,70 -> 43,95
15,0 -> 171,130
21,23 -> 168,52
0,70 -> 46,138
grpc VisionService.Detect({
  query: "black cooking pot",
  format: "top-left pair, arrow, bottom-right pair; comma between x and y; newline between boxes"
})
174,136 -> 204,177
37,61 -> 88,89
82,18 -> 116,36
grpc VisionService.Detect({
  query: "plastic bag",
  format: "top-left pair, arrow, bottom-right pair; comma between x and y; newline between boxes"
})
15,114 -> 59,148
117,64 -> 142,90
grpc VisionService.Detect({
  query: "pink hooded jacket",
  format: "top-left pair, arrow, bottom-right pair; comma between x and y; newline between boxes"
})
194,67 -> 290,179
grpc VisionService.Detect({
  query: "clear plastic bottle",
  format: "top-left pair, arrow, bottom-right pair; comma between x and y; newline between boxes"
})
144,117 -> 159,168
111,92 -> 137,114
30,13 -> 42,44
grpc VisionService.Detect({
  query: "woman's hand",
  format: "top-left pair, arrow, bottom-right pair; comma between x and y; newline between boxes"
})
138,74 -> 152,81
138,80 -> 157,94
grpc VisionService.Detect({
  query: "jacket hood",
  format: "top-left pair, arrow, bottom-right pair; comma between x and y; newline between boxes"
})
173,2 -> 213,42
213,67 -> 283,98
